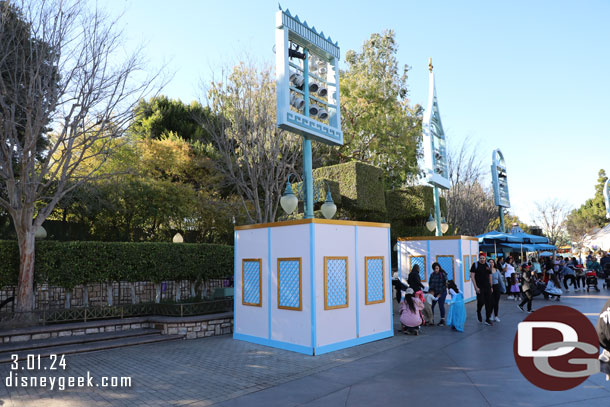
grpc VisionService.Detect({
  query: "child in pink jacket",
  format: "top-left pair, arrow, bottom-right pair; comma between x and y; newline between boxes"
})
400,288 -> 424,335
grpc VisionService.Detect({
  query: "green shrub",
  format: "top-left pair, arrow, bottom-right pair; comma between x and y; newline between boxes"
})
385,186 -> 447,221
314,161 -> 386,213
0,241 -> 233,289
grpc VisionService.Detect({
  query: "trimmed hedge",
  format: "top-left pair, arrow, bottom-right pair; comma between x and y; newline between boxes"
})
292,179 -> 342,206
385,186 -> 447,221
0,241 -> 233,289
314,161 -> 386,213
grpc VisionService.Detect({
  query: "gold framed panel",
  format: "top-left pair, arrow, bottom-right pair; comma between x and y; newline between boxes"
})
463,255 -> 471,282
277,257 -> 303,311
324,256 -> 349,310
242,258 -> 263,307
364,256 -> 385,305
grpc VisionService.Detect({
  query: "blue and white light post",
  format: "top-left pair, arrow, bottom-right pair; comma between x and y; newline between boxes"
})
491,149 -> 511,232
422,59 -> 450,236
275,7 -> 342,218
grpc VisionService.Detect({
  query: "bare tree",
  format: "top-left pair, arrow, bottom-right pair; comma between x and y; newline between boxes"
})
446,137 -> 497,236
532,199 -> 571,246
0,0 -> 159,313
198,62 -> 301,224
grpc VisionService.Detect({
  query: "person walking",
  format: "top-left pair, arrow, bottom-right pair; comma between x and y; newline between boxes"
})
428,262 -> 448,327
503,256 -> 516,299
470,252 -> 494,326
518,264 -> 534,313
490,259 -> 504,322
562,260 -> 576,291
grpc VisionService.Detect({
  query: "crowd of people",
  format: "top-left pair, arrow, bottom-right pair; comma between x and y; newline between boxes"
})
393,250 -> 610,334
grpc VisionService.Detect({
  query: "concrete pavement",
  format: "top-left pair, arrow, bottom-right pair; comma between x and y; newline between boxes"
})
1,289 -> 610,406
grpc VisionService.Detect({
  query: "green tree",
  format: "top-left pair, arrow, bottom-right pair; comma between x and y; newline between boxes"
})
131,96 -> 215,144
487,211 -> 530,233
329,30 -> 422,188
566,169 -> 608,243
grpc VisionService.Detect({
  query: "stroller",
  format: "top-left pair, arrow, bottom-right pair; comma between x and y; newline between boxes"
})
586,270 -> 600,292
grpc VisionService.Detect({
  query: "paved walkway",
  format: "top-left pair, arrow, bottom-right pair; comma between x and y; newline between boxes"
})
1,290 -> 610,406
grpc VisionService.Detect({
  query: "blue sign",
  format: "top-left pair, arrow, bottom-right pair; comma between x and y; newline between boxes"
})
275,8 -> 343,146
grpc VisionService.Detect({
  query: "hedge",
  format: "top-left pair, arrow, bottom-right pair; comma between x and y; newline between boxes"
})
313,161 -> 386,213
0,241 -> 233,290
385,186 -> 447,221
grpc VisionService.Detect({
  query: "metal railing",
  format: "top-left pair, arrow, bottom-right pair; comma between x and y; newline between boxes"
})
0,298 -> 233,325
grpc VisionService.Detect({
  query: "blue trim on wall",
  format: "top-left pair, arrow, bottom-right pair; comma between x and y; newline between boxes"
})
387,228 -> 393,333
310,223 -> 316,348
354,226 -> 360,337
426,240 -> 431,275
267,227 -> 272,340
315,330 -> 394,355
458,238 -> 463,286
233,230 -> 237,338
234,333 -> 313,355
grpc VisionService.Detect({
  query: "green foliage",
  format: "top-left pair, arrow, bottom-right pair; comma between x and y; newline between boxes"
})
313,161 -> 386,213
385,186 -> 446,221
486,211 -> 530,233
290,179 -> 342,205
131,96 -> 214,144
566,169 -> 608,240
0,240 -> 19,287
332,30 -> 422,188
0,241 -> 233,289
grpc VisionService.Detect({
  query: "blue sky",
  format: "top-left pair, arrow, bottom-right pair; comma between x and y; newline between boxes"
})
101,0 -> 610,225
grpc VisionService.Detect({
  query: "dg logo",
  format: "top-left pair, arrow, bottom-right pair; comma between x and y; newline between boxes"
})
513,305 -> 600,391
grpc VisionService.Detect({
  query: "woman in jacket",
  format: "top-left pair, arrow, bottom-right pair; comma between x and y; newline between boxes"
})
428,262 -> 448,326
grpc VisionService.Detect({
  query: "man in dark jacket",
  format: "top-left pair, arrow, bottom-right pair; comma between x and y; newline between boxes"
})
470,252 -> 493,326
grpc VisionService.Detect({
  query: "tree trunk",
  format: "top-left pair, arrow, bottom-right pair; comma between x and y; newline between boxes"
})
15,231 -> 36,313
130,283 -> 137,304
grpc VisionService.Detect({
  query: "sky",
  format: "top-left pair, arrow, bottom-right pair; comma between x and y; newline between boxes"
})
100,0 -> 610,225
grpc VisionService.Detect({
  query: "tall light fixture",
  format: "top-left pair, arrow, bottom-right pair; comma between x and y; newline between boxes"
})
280,174 -> 299,215
425,213 -> 448,233
320,182 -> 336,219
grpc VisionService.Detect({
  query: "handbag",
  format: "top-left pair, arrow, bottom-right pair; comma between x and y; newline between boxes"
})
498,274 -> 506,294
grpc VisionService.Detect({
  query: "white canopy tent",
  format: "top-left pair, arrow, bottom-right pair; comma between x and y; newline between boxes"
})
585,223 -> 610,251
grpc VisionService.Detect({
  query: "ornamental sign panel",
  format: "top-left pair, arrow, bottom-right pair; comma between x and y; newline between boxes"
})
491,149 -> 511,208
422,61 -> 450,189
275,7 -> 343,145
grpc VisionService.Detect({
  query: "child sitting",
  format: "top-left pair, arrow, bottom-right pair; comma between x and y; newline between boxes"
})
446,280 -> 466,332
544,274 -> 563,301
400,288 -> 424,335
422,289 -> 438,326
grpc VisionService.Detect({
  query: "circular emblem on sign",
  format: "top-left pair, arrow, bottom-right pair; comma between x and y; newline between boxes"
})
513,305 -> 599,391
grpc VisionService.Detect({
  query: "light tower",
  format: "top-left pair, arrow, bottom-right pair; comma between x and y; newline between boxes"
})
422,58 -> 450,236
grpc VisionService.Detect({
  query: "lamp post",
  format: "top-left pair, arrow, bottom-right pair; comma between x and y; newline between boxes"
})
491,149 -> 510,232
422,59 -> 450,236
426,213 -> 449,234
281,176 -> 336,219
